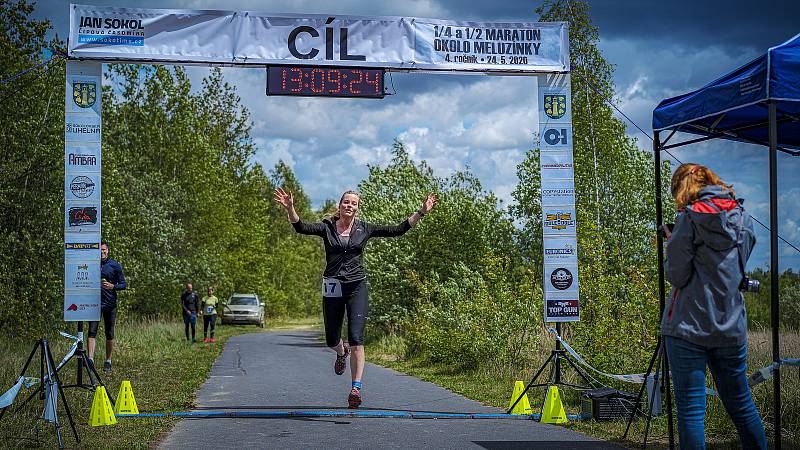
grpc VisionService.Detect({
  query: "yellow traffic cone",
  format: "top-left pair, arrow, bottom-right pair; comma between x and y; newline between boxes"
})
508,380 -> 533,415
540,385 -> 568,424
114,380 -> 139,415
88,386 -> 117,426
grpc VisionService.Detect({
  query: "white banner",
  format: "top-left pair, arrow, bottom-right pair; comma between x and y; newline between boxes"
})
68,5 -> 569,73
65,60 -> 101,322
538,74 -> 579,323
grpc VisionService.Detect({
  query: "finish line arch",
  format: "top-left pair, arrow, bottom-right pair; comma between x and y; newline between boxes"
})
63,5 -> 579,329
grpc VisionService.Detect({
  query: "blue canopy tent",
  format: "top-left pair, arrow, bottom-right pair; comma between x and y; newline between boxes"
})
652,32 -> 800,449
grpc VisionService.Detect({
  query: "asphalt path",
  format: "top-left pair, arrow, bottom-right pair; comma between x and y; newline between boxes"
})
158,331 -> 623,449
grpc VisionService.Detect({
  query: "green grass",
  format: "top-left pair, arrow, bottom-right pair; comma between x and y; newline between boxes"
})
2,317 -> 794,449
0,316 -> 320,449
368,329 -> 800,449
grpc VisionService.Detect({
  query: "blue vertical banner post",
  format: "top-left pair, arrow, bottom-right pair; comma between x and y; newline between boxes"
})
538,74 -> 580,324
64,61 -> 102,323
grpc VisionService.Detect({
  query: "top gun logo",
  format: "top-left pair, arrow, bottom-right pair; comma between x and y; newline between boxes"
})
544,212 -> 575,231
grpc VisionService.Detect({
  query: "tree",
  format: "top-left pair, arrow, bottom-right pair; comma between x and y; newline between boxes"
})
511,0 -> 672,370
0,0 -> 66,337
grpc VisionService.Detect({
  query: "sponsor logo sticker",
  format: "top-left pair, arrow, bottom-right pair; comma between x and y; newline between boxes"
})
550,267 -> 573,290
543,94 -> 566,119
70,175 -> 96,198
72,81 -> 96,108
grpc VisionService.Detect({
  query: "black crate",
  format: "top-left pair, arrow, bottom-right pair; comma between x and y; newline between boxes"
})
581,388 -> 637,421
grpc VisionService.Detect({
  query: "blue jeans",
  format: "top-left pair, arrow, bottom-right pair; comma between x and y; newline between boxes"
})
665,336 -> 766,450
183,313 -> 197,340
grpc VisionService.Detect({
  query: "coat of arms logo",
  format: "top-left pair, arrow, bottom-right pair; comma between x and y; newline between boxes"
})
73,81 -> 96,108
544,94 -> 566,119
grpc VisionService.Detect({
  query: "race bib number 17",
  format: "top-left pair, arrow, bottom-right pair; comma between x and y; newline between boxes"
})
322,278 -> 342,297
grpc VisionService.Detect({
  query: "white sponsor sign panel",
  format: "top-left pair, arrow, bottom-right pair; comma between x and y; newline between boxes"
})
544,264 -> 580,295
543,236 -> 578,264
65,172 -> 101,202
65,201 -> 101,234
66,74 -> 101,116
65,260 -> 101,290
539,87 -> 571,123
540,152 -> 574,180
538,74 -> 579,323
66,142 -> 101,171
545,297 -> 580,322
65,60 -> 102,322
541,180 -> 576,206
63,291 -> 102,321
539,124 -> 573,151
542,205 -> 578,235
68,5 -> 569,73
65,114 -> 101,142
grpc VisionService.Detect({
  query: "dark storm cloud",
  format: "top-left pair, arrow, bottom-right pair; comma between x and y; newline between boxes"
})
587,0 -> 799,52
433,0 -> 799,53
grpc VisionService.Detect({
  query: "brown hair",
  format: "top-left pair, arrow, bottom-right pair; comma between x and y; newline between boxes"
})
331,190 -> 361,220
670,163 -> 735,209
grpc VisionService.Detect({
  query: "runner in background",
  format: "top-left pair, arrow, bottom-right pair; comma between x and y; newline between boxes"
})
201,287 -> 219,343
87,241 -> 126,373
273,188 -> 437,408
180,283 -> 200,343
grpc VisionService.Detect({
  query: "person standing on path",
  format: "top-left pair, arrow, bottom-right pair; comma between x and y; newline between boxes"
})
273,188 -> 437,408
181,283 -> 200,343
87,241 -> 126,373
201,287 -> 219,343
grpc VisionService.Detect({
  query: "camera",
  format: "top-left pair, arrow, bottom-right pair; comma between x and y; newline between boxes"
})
739,276 -> 760,293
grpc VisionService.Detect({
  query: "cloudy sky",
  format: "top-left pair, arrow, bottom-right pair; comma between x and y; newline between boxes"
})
34,0 -> 799,270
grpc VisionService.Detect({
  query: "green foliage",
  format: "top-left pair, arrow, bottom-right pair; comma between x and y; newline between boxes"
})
0,1 -> 322,339
102,64 -> 323,319
0,0 -> 65,338
745,268 -> 800,330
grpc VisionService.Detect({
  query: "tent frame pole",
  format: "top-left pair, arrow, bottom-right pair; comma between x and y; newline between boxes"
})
768,100 -> 781,450
652,131 -> 676,449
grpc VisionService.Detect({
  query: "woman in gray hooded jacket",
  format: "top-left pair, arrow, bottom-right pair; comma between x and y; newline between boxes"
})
661,163 -> 766,450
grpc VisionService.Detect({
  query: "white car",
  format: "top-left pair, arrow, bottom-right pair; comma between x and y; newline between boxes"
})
221,293 -> 265,327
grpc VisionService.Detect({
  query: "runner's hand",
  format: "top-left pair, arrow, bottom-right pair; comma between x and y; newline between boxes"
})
420,193 -> 438,214
273,187 -> 294,209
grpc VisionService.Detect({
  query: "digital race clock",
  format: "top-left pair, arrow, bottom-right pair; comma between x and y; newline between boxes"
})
267,65 -> 385,99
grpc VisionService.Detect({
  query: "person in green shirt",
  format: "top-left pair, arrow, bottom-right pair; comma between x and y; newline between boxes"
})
201,287 -> 219,343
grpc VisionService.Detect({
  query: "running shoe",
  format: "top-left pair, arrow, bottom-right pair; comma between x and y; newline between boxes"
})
103,360 -> 112,373
347,387 -> 362,409
334,343 -> 350,375
203,338 -> 209,343
209,338 -> 216,343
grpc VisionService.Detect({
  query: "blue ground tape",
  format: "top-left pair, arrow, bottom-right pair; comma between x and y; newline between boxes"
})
117,410 -> 591,420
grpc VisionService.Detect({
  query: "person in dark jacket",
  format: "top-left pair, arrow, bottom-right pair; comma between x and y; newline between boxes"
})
88,241 -> 126,373
181,283 -> 201,343
273,188 -> 437,408
661,163 -> 766,450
